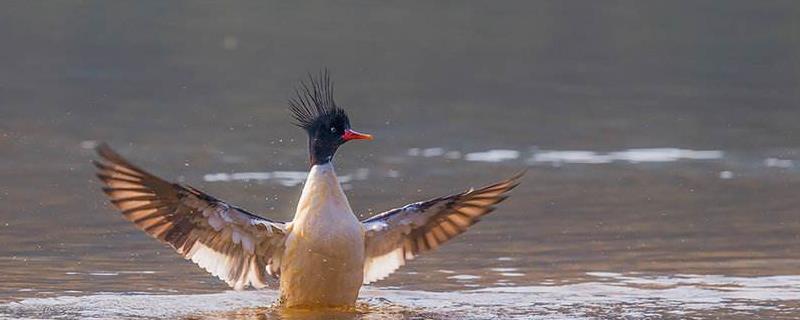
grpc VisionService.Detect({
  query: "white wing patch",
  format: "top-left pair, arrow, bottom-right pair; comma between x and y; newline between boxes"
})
188,242 -> 267,290
363,247 -> 412,284
94,143 -> 288,291
360,173 -> 523,284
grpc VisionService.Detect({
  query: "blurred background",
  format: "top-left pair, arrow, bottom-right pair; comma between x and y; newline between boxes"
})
1,1 -> 800,319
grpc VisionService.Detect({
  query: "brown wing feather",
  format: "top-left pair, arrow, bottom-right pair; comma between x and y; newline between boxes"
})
93,143 -> 287,290
361,172 -> 523,284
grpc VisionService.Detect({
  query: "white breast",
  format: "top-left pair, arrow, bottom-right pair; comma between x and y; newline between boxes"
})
279,163 -> 365,307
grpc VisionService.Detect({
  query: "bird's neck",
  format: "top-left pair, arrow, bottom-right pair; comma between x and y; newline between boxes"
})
293,162 -> 353,223
308,137 -> 337,166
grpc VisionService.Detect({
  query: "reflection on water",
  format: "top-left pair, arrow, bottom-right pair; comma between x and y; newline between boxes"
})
408,147 -> 725,164
765,158 -> 795,168
3,272 -> 799,319
203,169 -> 370,188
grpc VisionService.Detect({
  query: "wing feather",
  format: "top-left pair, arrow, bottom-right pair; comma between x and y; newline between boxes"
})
93,143 -> 287,290
360,172 -> 523,284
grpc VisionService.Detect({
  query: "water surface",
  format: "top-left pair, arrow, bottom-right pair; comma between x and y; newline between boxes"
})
1,1 -> 800,319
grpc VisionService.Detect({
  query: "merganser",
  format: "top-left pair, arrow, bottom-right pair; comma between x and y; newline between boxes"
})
93,72 -> 523,308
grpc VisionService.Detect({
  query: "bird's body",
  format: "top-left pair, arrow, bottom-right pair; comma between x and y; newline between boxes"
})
280,163 -> 365,307
93,72 -> 522,308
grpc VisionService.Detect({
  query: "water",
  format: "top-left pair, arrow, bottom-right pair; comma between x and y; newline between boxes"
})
2,1 -> 800,319
4,275 -> 800,319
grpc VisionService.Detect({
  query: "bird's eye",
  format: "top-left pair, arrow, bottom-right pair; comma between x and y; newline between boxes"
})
330,127 -> 337,133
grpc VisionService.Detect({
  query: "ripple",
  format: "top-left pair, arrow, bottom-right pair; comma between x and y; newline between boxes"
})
499,273 -> 525,277
447,274 -> 481,281
490,268 -> 519,272
406,147 -> 725,165
203,169 -> 370,187
3,273 -> 799,319
530,148 -> 724,165
464,150 -> 520,162
765,158 -> 794,168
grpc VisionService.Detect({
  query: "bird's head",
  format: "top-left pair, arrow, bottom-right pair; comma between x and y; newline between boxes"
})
290,71 -> 373,166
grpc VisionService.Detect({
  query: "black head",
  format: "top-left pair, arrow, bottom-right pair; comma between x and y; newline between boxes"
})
290,71 -> 373,166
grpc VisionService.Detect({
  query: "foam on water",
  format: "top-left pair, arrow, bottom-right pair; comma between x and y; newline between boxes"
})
2,273 -> 799,319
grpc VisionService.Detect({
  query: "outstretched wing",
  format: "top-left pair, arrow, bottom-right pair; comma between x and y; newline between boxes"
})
93,143 -> 287,290
360,172 -> 524,284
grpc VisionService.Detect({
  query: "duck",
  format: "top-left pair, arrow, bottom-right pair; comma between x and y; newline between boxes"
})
93,72 -> 523,308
